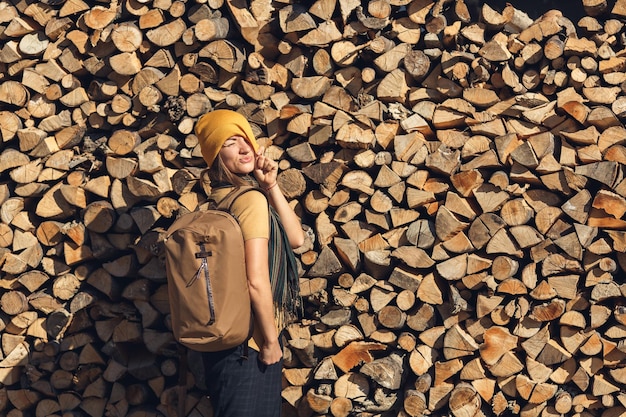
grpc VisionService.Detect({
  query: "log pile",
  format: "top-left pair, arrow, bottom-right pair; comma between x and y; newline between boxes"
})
2,0 -> 626,416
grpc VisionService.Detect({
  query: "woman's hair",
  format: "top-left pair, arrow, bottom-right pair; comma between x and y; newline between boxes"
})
201,154 -> 253,189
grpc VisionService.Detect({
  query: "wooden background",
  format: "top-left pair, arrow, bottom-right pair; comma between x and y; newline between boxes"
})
1,0 -> 626,416
473,0 -> 586,20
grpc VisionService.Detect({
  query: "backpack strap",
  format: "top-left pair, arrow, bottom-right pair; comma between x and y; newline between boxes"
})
215,185 -> 265,213
214,185 -> 264,359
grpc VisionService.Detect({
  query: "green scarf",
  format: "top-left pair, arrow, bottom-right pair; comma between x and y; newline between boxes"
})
268,205 -> 302,330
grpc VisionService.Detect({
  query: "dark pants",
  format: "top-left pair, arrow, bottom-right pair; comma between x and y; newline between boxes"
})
202,344 -> 282,417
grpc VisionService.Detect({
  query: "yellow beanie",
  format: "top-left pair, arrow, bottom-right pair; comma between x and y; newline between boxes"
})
195,109 -> 259,167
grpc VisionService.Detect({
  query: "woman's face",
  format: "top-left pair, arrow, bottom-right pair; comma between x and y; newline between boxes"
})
218,135 -> 255,174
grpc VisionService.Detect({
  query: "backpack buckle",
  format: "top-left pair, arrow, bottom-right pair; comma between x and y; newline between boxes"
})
195,242 -> 212,258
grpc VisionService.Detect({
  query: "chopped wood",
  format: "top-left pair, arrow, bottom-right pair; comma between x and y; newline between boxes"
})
2,1 -> 626,415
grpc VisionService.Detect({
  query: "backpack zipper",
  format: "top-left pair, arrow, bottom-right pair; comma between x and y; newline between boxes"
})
191,242 -> 216,325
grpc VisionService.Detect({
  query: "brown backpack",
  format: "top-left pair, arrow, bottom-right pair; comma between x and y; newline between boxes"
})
164,187 -> 258,352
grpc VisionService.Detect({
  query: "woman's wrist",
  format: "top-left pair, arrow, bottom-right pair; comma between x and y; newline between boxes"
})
263,338 -> 280,348
264,182 -> 278,192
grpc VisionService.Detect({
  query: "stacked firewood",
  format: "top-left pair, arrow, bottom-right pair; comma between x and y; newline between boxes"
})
2,0 -> 626,415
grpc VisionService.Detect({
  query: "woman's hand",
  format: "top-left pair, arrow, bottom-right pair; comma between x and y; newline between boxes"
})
254,146 -> 278,189
258,339 -> 282,365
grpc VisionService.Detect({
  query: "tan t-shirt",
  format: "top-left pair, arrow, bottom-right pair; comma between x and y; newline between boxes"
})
211,187 -> 269,240
210,187 -> 272,352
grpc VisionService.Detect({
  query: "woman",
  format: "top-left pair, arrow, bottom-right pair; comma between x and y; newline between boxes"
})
194,109 -> 305,417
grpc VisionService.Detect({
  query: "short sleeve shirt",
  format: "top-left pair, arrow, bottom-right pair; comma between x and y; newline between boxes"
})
210,187 -> 269,241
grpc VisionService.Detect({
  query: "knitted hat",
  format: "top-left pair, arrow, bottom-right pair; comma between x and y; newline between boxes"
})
195,109 -> 259,168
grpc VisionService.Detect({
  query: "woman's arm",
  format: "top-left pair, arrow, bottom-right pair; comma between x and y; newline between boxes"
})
265,185 -> 305,248
254,147 -> 305,248
245,237 -> 282,365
